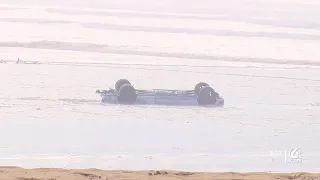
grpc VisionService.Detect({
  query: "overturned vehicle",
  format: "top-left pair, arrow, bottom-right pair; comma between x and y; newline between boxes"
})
96,79 -> 224,106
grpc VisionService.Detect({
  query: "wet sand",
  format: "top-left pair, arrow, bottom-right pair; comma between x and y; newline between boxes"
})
0,167 -> 319,180
1,0 -> 320,175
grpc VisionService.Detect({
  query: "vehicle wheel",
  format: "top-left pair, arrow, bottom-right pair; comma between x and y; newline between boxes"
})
115,79 -> 131,91
194,82 -> 209,96
197,86 -> 217,105
117,84 -> 137,104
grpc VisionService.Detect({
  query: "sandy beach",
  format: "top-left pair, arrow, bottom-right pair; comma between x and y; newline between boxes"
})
1,0 -> 320,176
0,167 -> 319,180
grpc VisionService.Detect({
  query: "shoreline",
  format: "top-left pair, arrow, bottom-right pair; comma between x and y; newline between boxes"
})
0,167 -> 319,180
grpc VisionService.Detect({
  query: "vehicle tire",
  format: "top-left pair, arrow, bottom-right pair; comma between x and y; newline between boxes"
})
194,82 -> 209,96
197,86 -> 217,105
117,84 -> 137,104
115,79 -> 131,91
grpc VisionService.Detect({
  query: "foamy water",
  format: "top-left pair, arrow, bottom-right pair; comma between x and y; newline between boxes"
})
0,0 -> 320,172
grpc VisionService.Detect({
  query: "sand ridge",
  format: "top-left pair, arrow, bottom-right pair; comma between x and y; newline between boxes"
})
0,167 -> 319,180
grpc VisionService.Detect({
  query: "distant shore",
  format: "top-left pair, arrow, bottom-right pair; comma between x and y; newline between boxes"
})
0,167 -> 319,180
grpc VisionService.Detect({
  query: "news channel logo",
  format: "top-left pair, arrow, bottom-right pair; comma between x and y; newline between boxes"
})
269,148 -> 302,164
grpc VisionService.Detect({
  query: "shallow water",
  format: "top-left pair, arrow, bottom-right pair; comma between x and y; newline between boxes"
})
0,0 -> 320,172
